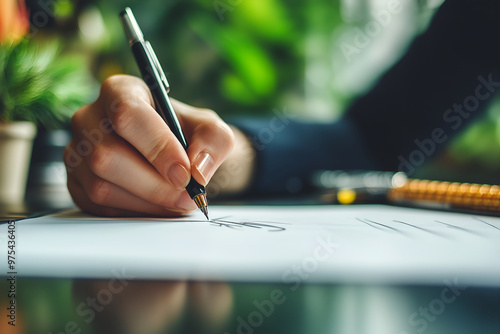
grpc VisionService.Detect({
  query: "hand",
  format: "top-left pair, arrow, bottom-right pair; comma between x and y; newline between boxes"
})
64,75 -> 235,216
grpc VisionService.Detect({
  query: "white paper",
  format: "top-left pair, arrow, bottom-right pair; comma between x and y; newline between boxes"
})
1,205 -> 499,286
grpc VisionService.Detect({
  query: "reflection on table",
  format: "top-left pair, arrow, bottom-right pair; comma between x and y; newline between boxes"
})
1,278 -> 499,334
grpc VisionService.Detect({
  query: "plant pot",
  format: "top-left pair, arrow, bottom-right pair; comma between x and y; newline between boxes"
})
0,121 -> 37,204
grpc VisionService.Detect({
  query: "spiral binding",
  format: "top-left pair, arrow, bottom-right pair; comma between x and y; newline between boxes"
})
388,179 -> 500,212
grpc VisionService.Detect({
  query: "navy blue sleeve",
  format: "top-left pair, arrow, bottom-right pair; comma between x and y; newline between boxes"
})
232,118 -> 380,195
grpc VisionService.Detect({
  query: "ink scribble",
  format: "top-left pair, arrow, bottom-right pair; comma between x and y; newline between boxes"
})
155,216 -> 288,232
209,216 -> 288,232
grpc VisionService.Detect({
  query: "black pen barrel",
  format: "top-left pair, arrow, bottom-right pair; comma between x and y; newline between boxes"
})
121,7 -> 208,217
130,40 -> 206,200
130,41 -> 188,149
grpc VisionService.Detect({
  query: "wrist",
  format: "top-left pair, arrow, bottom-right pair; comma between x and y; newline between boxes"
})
206,126 -> 255,198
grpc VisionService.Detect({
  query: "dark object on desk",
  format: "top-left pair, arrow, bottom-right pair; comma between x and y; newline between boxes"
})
313,170 -> 500,214
312,170 -> 407,190
120,7 -> 209,219
312,170 -> 407,205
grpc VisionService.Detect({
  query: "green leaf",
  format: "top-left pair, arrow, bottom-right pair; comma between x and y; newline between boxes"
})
0,39 -> 95,128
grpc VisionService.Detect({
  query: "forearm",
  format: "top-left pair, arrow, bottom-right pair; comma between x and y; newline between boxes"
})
212,118 -> 380,196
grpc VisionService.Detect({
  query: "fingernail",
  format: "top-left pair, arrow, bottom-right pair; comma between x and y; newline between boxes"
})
194,152 -> 215,182
175,192 -> 197,211
167,164 -> 190,189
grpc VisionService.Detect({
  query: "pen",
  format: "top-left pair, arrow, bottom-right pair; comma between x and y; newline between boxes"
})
120,7 -> 209,219
312,170 -> 500,214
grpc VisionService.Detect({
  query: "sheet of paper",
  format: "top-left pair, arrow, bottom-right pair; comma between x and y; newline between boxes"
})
1,205 -> 499,286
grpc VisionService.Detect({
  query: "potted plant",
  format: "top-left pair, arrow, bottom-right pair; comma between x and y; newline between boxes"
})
0,0 -> 93,204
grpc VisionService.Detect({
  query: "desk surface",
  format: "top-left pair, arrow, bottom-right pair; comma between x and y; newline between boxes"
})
1,193 -> 499,334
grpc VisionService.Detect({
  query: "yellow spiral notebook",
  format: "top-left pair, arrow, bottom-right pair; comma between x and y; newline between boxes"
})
313,170 -> 500,214
388,179 -> 500,213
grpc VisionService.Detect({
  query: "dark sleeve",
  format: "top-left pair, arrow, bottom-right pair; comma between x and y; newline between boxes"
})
345,0 -> 500,173
232,0 -> 500,195
232,118 -> 380,195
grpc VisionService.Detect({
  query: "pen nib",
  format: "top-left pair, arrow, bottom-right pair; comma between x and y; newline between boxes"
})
200,206 -> 209,220
193,193 -> 209,220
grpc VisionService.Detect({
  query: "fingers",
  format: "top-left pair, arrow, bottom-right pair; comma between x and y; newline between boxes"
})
66,175 -> 147,217
172,99 -> 235,186
65,74 -> 235,216
98,75 -> 192,190
66,169 -> 193,217
97,76 -> 235,187
66,82 -> 198,215
64,135 -> 197,215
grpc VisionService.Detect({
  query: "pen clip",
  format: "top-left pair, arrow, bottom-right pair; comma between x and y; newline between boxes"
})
145,41 -> 170,93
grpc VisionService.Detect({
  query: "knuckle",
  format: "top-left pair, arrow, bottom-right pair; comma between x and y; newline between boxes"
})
62,144 -> 71,161
221,123 -> 236,148
148,183 -> 174,207
87,178 -> 112,205
62,144 -> 73,166
101,75 -> 126,94
197,120 -> 221,137
147,136 -> 170,166
102,74 -> 141,90
70,106 -> 86,134
107,100 -> 135,134
62,141 -> 82,171
198,121 -> 235,150
200,107 -> 218,119
88,146 -> 114,177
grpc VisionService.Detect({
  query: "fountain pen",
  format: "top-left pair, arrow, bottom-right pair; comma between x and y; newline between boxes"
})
120,7 -> 209,219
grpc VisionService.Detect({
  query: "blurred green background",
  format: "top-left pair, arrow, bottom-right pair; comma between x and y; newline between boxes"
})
3,2 -> 500,331
26,0 -> 500,182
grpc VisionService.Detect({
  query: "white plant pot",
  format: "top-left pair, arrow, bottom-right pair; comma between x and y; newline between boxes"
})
0,122 -> 37,204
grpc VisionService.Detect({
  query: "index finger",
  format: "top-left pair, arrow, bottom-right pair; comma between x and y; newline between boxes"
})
97,75 -> 191,190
